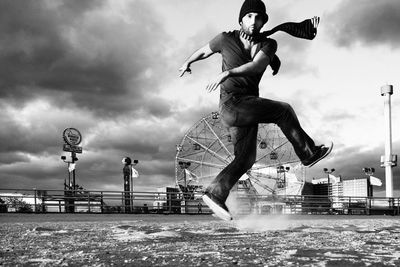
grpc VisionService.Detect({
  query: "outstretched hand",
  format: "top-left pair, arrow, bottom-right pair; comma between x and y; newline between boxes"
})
206,71 -> 229,93
178,63 -> 192,77
311,16 -> 320,29
309,16 -> 320,38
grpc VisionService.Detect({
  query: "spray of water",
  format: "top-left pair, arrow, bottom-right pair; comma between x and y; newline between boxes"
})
226,191 -> 292,232
235,214 -> 292,231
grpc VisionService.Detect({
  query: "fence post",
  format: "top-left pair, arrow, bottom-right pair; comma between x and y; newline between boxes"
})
121,192 -> 124,213
88,192 -> 91,213
167,192 -> 171,213
348,197 -> 351,215
33,188 -> 37,213
101,192 -> 104,213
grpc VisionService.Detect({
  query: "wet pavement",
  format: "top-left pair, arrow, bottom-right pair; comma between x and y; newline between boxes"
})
1,214 -> 400,266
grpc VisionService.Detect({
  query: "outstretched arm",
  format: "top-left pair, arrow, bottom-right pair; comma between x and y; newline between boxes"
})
206,50 -> 271,92
179,44 -> 215,77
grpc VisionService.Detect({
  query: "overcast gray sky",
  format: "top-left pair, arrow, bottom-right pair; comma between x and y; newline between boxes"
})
0,0 -> 399,195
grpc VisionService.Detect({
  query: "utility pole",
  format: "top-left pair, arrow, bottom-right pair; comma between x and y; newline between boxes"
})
380,85 -> 397,198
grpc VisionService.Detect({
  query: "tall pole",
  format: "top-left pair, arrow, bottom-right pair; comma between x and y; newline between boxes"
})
72,152 -> 76,192
179,161 -> 191,199
71,151 -> 77,213
67,162 -> 71,188
123,160 -> 131,213
122,157 -> 139,213
323,168 -> 335,196
183,168 -> 187,189
380,85 -> 397,198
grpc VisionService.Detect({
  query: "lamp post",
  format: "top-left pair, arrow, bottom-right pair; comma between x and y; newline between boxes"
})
122,157 -> 139,213
178,161 -> 190,199
178,161 -> 191,213
178,161 -> 191,188
277,165 -> 290,195
362,167 -> 375,176
363,167 -> 375,197
323,168 -> 335,196
323,168 -> 335,184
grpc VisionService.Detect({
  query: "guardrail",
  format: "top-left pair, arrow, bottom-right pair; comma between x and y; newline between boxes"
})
0,188 -> 209,214
0,188 -> 399,215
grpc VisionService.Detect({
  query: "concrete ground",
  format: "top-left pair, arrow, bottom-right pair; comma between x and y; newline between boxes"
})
1,213 -> 400,266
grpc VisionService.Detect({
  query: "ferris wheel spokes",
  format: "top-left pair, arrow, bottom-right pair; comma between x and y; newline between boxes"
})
186,136 -> 231,165
176,157 -> 225,169
202,118 -> 233,160
247,173 -> 275,193
248,169 -> 279,181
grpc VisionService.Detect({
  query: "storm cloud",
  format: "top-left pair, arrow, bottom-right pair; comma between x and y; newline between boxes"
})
0,0 -> 173,116
326,0 -> 400,48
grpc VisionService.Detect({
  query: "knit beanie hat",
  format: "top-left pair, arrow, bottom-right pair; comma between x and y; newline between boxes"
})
238,0 -> 268,24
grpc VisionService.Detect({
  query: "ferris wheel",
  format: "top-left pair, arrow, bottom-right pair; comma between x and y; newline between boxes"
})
175,111 -> 306,197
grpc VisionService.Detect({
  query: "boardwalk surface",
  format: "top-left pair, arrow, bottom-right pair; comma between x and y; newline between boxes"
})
1,214 -> 400,266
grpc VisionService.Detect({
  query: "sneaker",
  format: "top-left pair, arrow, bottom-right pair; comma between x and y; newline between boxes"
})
302,142 -> 333,168
202,192 -> 232,221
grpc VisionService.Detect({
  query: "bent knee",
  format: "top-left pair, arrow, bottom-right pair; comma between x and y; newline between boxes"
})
280,102 -> 294,113
234,155 -> 256,172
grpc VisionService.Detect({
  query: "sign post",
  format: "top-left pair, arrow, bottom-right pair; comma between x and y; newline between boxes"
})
62,128 -> 83,213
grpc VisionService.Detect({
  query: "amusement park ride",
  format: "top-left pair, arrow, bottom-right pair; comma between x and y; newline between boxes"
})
175,111 -> 306,200
175,84 -> 398,212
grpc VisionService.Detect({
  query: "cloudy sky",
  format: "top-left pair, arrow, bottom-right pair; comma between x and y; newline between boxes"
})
1,0 -> 399,196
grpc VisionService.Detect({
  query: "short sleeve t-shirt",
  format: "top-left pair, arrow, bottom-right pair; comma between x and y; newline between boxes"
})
209,30 -> 277,96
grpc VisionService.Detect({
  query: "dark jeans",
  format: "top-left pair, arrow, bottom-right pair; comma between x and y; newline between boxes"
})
207,93 -> 317,202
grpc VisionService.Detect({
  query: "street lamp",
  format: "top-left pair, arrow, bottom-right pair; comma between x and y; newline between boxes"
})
323,168 -> 335,184
363,167 -> 375,197
178,161 -> 191,189
323,168 -> 335,198
277,165 -> 290,194
179,161 -> 191,202
363,167 -> 375,176
122,157 -> 139,213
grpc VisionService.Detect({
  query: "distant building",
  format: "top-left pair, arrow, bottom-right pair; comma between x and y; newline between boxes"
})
342,178 -> 373,197
302,177 -> 375,213
306,177 -> 374,198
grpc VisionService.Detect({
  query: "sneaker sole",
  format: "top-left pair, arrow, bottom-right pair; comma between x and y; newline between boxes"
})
307,141 -> 333,168
202,195 -> 232,221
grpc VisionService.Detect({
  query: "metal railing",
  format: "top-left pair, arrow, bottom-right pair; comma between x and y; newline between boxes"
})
0,188 -> 209,214
0,188 -> 399,215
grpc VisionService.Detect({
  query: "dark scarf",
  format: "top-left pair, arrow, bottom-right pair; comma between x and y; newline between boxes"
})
262,18 -> 317,40
240,18 -> 318,44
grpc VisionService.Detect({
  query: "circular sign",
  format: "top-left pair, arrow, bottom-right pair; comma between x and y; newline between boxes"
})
63,128 -> 82,146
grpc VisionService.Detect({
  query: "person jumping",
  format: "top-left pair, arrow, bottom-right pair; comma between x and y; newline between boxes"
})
179,0 -> 332,221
